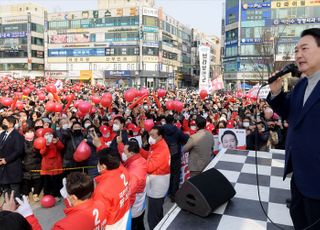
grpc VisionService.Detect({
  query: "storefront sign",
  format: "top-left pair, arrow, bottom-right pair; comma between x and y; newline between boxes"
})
0,32 -> 27,39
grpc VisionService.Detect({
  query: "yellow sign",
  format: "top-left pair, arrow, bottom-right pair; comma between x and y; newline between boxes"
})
272,0 -> 320,8
80,70 -> 92,80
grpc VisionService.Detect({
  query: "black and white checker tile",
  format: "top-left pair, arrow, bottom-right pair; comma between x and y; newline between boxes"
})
156,149 -> 294,230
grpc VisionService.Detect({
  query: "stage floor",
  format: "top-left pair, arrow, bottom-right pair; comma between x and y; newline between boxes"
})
156,149 -> 294,230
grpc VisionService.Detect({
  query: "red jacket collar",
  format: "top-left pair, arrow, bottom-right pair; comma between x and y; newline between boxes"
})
124,154 -> 141,167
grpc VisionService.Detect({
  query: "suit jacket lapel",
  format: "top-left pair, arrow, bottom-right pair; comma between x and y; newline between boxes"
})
294,80 -> 320,128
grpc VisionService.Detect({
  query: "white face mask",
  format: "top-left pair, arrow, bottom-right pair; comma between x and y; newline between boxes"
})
243,122 -> 250,128
97,165 -> 101,173
148,136 -> 156,145
113,124 -> 120,132
121,152 -> 128,162
190,126 -> 197,131
161,121 -> 166,125
62,124 -> 69,130
143,105 -> 148,110
45,134 -> 53,144
84,123 -> 91,129
203,113 -> 208,119
14,124 -> 19,129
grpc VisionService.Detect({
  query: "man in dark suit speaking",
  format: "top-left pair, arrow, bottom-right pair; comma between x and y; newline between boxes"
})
0,115 -> 25,198
267,28 -> 320,229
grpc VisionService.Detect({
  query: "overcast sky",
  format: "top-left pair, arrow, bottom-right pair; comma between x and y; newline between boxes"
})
0,0 -> 224,36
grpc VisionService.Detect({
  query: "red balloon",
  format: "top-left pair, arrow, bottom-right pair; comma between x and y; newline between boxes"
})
140,88 -> 149,96
173,100 -> 184,113
76,110 -> 85,118
23,88 -> 31,96
74,100 -> 83,108
124,90 -> 135,102
74,85 -> 81,92
46,84 -> 57,94
67,94 -> 75,102
144,119 -> 154,132
73,141 -> 91,162
102,93 -> 112,99
165,100 -> 174,110
41,195 -> 56,208
55,103 -> 63,112
34,137 -> 46,150
16,101 -> 24,111
45,101 -> 56,112
35,128 -> 45,138
38,93 -> 46,101
29,84 -> 35,90
157,89 -> 166,98
1,98 -> 13,107
100,96 -> 112,108
78,101 -> 92,114
200,90 -> 208,100
91,96 -> 101,104
90,106 -> 97,114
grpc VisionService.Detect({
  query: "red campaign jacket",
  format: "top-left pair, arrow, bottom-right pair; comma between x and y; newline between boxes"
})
52,199 -> 107,230
26,215 -> 42,230
124,154 -> 147,218
140,138 -> 171,198
93,164 -> 131,229
39,141 -> 64,176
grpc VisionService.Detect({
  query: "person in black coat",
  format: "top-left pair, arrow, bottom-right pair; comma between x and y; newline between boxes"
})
22,128 -> 43,202
60,121 -> 85,176
162,114 -> 189,201
0,115 -> 25,198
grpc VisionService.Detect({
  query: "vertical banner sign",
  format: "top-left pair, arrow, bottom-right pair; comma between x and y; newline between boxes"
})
198,45 -> 211,92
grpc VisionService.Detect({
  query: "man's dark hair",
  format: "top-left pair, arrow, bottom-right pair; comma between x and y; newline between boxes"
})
195,115 -> 206,129
97,148 -> 120,170
66,172 -> 94,200
0,211 -> 32,230
301,28 -> 320,46
4,115 -> 16,125
152,125 -> 164,137
165,115 -> 175,124
127,139 -> 140,154
221,130 -> 238,146
114,116 -> 125,125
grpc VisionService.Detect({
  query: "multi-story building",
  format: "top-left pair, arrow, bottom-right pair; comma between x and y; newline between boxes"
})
45,0 -> 195,88
0,3 -> 46,78
222,0 -> 320,89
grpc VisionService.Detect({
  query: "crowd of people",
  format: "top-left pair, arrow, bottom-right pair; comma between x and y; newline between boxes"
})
0,73 -> 291,230
0,75 -> 289,229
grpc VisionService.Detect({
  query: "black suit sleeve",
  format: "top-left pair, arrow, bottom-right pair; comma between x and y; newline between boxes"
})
5,133 -> 24,164
267,91 -> 291,120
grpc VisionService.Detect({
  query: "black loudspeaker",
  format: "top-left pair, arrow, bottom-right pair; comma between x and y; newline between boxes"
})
175,167 -> 236,217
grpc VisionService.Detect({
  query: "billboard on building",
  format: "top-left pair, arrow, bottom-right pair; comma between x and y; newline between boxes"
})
198,45 -> 211,92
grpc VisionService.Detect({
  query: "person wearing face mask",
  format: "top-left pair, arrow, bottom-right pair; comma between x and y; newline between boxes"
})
21,128 -> 43,202
2,172 -> 108,230
108,116 -> 129,159
182,115 -> 214,178
60,122 -> 85,176
0,115 -> 25,199
93,148 -> 131,230
39,128 -> 64,201
139,126 -> 170,230
122,139 -> 147,230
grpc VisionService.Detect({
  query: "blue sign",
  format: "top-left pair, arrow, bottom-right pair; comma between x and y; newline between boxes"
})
0,31 -> 27,39
240,38 -> 262,44
143,26 -> 158,32
225,40 -> 238,46
48,48 -> 105,57
105,70 -> 130,77
242,2 -> 271,10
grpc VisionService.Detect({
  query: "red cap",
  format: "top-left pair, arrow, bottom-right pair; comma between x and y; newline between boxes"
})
42,128 -> 53,135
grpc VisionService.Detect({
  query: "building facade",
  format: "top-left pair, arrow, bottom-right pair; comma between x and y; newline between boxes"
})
0,0 -> 221,89
0,3 -> 46,78
222,0 -> 320,89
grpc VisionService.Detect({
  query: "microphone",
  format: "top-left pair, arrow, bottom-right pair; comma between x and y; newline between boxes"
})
262,63 -> 301,87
